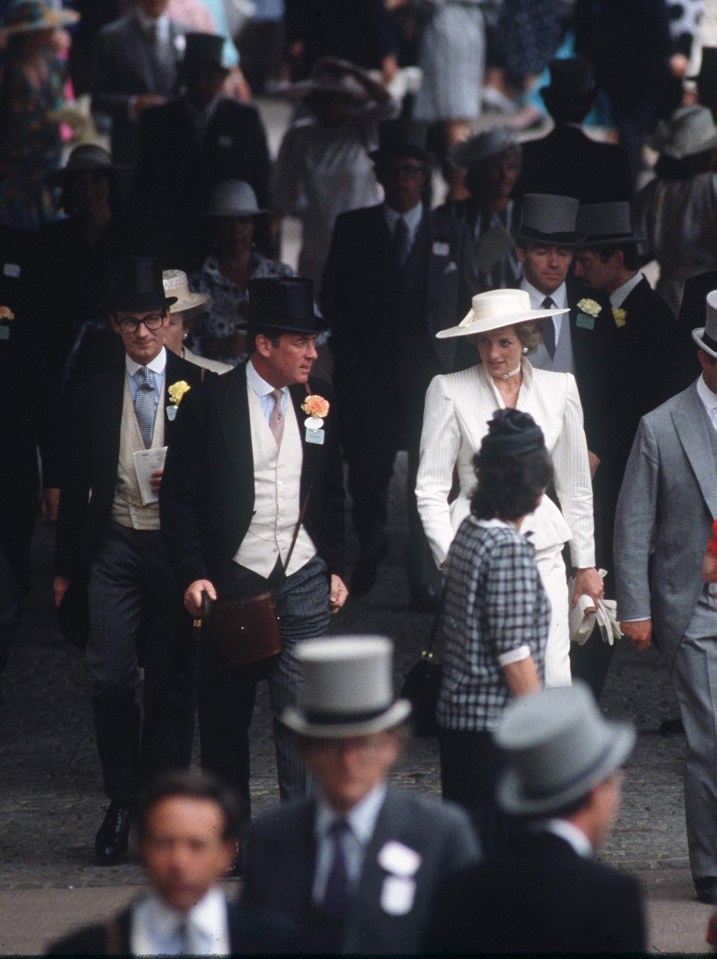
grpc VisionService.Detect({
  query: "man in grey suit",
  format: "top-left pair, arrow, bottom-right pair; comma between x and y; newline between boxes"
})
91,0 -> 186,165
615,289 -> 717,904
242,636 -> 479,953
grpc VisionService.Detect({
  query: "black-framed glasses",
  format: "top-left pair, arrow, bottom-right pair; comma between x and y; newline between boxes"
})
116,312 -> 165,333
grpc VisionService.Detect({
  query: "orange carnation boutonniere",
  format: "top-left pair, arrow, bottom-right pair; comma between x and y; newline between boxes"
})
301,394 -> 329,445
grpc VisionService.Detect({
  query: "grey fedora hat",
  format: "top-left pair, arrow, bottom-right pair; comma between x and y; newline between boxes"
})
48,143 -> 127,186
692,289 -> 717,358
281,635 -> 412,738
450,127 -> 518,170
205,179 -> 268,218
576,202 -> 646,248
515,193 -> 582,247
495,683 -> 635,816
649,105 -> 717,159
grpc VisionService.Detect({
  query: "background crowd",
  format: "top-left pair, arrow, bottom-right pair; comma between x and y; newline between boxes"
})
5,0 -> 717,953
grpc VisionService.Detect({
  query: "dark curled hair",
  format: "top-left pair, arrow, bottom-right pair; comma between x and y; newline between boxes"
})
471,446 -> 554,521
137,770 -> 240,842
246,326 -> 283,354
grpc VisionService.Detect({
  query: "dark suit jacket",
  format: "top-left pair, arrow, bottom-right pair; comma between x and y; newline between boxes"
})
55,348 -> 209,581
133,96 -> 271,268
47,896 -> 296,955
243,787 -> 479,955
428,830 -> 646,954
159,362 -> 345,590
90,14 -> 185,164
518,125 -> 633,203
322,203 -> 478,447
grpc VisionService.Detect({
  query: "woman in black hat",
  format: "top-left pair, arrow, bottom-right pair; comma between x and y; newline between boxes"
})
436,407 -> 552,855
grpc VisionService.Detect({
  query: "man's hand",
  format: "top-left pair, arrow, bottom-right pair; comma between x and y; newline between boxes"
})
587,451 -> 600,479
329,575 -> 349,614
149,467 -> 163,494
53,575 -> 70,608
184,579 -> 217,617
572,567 -> 604,607
41,487 -> 59,522
620,618 -> 653,651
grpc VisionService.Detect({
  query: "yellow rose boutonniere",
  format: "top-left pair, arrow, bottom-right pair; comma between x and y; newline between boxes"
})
168,380 -> 191,406
612,307 -> 627,328
301,394 -> 330,445
577,298 -> 602,318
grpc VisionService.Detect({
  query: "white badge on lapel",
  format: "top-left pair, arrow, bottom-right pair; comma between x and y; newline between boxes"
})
377,841 -> 421,916
432,241 -> 449,257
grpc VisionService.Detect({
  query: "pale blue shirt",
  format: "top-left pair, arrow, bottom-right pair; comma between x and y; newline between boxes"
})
312,783 -> 387,904
521,278 -> 569,343
246,357 -> 288,423
384,201 -> 423,249
130,887 -> 230,955
609,271 -> 644,309
126,348 -> 167,417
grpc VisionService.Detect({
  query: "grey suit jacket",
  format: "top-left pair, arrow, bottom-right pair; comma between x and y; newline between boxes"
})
242,787 -> 479,954
614,380 -> 717,668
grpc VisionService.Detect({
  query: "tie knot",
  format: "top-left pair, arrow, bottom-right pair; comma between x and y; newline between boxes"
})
541,297 -> 553,309
271,388 -> 283,405
135,367 -> 153,390
329,818 -> 350,840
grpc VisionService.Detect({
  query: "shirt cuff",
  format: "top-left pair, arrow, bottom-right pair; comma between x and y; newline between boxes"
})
498,645 -> 531,667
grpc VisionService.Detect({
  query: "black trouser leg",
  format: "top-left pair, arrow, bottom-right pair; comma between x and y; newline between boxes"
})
92,686 -> 140,803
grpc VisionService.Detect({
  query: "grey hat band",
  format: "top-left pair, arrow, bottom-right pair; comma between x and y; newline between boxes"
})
303,705 -> 390,726
518,225 -> 582,245
522,739 -> 617,803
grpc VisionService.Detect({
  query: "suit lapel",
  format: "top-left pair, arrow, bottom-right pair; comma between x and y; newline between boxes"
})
218,363 -> 255,498
128,16 -> 158,91
289,380 -> 324,496
672,384 -> 717,517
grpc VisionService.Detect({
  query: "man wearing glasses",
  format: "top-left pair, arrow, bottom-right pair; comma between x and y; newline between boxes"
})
53,256 -> 209,866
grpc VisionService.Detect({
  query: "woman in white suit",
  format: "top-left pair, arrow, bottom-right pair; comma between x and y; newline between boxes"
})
416,289 -> 604,686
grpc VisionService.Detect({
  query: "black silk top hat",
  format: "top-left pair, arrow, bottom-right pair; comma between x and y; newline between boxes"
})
576,201 -> 646,247
182,32 -> 226,71
540,56 -> 597,113
516,193 -> 582,247
370,118 -> 433,164
106,255 -> 177,313
692,289 -> 717,358
245,276 -> 328,333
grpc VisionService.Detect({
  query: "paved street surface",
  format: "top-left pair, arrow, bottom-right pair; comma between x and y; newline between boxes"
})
0,97 -> 713,953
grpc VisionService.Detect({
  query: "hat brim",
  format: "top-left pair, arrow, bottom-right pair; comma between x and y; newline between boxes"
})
497,721 -> 635,816
237,316 -> 330,333
370,145 -> 434,165
692,327 -> 717,358
286,79 -> 368,101
170,292 -> 209,316
649,131 -> 717,158
436,303 -> 569,340
107,294 -> 177,313
515,227 -> 583,248
577,230 -> 646,248
2,8 -> 79,34
281,699 -> 412,738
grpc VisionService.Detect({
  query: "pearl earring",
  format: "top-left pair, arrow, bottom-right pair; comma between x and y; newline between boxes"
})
522,347 -> 528,354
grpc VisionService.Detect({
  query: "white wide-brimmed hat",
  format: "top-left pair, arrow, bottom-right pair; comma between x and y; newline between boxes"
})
1,0 -> 78,35
495,683 -> 635,816
436,288 -> 568,340
162,270 -> 208,324
692,288 -> 717,358
281,636 -> 412,738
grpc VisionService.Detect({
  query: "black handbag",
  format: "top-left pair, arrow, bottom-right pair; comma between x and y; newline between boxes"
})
400,607 -> 443,738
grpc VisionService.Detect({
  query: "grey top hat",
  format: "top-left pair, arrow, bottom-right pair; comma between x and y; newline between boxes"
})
450,127 -> 519,170
649,105 -> 717,159
281,636 -> 412,738
576,202 -> 646,248
205,180 -> 268,218
515,193 -> 582,247
495,682 -> 635,817
692,289 -> 717,358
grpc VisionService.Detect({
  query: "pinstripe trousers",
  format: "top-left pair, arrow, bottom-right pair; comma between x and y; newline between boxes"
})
198,554 -> 331,839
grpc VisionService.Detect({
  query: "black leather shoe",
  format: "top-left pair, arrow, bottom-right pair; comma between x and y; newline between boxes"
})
695,878 -> 717,904
350,543 -> 388,597
95,801 -> 132,865
410,582 -> 440,614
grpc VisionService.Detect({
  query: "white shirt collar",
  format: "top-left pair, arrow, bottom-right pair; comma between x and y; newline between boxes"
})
315,782 -> 387,846
384,201 -> 423,246
247,357 -> 286,399
609,271 -> 644,308
132,887 -> 230,955
697,372 -> 717,411
476,518 -> 513,530
126,347 -> 167,378
521,277 -> 568,311
534,818 -> 593,857
135,8 -> 169,36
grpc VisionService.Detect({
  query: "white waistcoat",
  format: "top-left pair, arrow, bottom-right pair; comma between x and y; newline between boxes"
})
111,376 -> 165,531
233,382 -> 316,577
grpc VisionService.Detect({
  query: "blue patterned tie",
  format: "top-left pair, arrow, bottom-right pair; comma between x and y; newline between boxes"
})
134,367 -> 155,448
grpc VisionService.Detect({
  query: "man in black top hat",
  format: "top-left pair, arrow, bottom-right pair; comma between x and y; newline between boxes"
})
133,32 -> 271,270
322,119 -> 477,609
53,255 -> 208,865
160,276 -> 347,857
518,57 -> 633,204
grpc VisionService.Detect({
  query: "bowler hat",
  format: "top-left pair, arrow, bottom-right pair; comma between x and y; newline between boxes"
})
540,56 -> 597,115
1,0 -> 78,35
495,682 -> 635,816
245,277 -> 328,333
282,636 -> 412,738
649,105 -> 717,159
182,32 -> 227,72
48,143 -> 126,186
450,127 -> 518,170
437,288 -> 567,340
106,256 -> 177,314
692,289 -> 717,358
370,119 -> 433,165
205,179 -> 268,218
576,202 -> 645,247
515,193 -> 582,247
